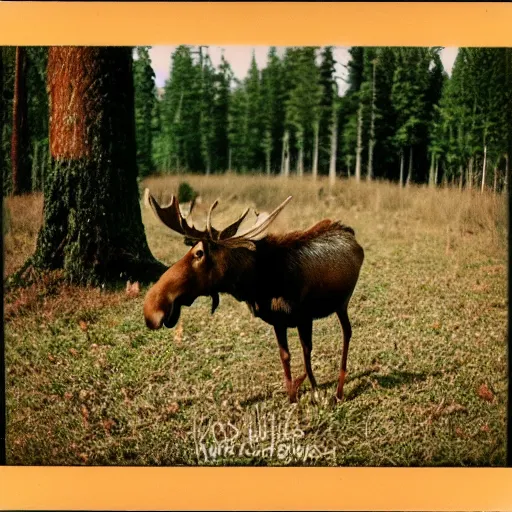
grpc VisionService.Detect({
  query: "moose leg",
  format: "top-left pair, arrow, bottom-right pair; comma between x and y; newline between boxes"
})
274,325 -> 305,403
297,319 -> 317,398
335,306 -> 352,402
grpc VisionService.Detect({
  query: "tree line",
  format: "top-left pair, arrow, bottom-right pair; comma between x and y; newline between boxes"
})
2,45 -> 511,196
1,46 -> 510,286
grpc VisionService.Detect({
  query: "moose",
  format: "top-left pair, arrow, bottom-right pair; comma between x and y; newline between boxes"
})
143,192 -> 364,403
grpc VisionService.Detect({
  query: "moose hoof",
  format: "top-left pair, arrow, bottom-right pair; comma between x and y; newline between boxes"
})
288,393 -> 298,404
286,375 -> 307,403
330,393 -> 345,407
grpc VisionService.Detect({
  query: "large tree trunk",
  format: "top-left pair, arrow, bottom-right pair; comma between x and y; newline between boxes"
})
312,120 -> 319,180
367,58 -> 377,181
355,102 -> 363,182
481,145 -> 487,193
31,47 -> 165,285
11,46 -> 31,195
329,105 -> 338,188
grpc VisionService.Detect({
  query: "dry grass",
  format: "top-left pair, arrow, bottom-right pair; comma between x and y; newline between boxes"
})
4,174 -> 508,466
3,192 -> 44,278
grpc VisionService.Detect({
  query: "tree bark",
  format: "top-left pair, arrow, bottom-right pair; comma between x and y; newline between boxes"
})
297,144 -> 304,177
355,102 -> 363,182
31,47 -> 165,285
406,146 -> 413,187
399,149 -> 404,188
481,145 -> 487,193
282,129 -> 290,177
11,46 -> 31,195
312,120 -> 319,180
31,141 -> 39,192
467,157 -> 474,190
504,153 -> 509,194
434,155 -> 439,186
428,154 -> 435,188
493,164 -> 498,194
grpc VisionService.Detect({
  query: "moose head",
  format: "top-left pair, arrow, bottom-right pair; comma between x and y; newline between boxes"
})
143,192 -> 292,331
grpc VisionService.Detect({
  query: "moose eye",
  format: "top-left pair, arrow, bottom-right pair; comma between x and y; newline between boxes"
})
195,249 -> 204,259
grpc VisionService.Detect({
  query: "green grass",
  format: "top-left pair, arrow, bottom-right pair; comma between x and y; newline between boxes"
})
4,175 -> 508,466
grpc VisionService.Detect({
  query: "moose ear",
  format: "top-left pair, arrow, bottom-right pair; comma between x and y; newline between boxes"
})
211,292 -> 220,315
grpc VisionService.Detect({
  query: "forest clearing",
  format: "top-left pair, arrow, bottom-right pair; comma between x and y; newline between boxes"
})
4,174 -> 507,466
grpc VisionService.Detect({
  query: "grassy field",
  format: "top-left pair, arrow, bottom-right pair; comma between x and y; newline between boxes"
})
3,174 -> 508,466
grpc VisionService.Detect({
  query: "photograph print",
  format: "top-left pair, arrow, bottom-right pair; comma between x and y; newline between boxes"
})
2,44 -> 509,466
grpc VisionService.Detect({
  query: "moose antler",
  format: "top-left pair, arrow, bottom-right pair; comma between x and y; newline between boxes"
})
146,190 -> 292,250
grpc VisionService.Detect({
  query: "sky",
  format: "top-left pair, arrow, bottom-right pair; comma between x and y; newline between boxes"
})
147,46 -> 459,95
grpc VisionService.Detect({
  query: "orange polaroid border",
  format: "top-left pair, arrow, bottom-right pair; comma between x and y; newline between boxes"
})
0,2 -> 511,511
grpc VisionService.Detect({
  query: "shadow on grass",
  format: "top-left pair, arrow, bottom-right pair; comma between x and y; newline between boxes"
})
240,367 -> 441,406
318,368 -> 441,401
239,389 -> 277,407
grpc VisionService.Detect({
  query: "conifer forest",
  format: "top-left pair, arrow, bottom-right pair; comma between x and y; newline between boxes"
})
2,46 -> 512,193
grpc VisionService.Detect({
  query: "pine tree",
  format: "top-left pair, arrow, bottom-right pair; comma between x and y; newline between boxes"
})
161,46 -> 201,172
133,46 -> 156,177
26,47 -> 164,285
1,47 -> 16,195
11,47 -> 31,195
197,50 -> 216,174
228,79 -> 249,172
260,47 -> 283,175
285,47 -> 323,177
212,52 -> 233,172
319,46 -> 337,175
245,52 -> 263,171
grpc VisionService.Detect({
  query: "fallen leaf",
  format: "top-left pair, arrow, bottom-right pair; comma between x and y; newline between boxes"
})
166,402 -> 180,415
64,392 -> 73,400
79,320 -> 88,332
102,419 -> 116,434
79,453 -> 88,464
69,348 -> 78,357
478,384 -> 494,402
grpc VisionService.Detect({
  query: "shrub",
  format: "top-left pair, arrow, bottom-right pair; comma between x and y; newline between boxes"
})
177,181 -> 198,203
